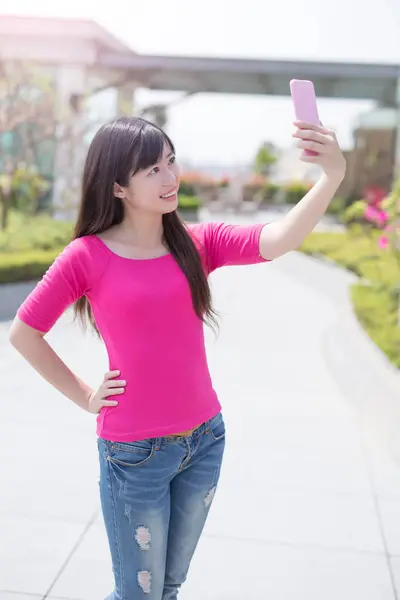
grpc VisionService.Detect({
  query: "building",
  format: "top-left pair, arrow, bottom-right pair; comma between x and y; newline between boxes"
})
0,15 -> 138,215
1,14 -> 400,211
339,109 -> 397,200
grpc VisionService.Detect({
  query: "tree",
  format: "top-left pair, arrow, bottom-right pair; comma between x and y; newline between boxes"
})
0,59 -> 105,228
0,59 -> 56,229
254,142 -> 278,177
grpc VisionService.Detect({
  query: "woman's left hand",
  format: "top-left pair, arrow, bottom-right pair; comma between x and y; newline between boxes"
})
292,121 -> 346,180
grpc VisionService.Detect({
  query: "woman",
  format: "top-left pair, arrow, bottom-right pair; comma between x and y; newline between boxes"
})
9,116 -> 345,599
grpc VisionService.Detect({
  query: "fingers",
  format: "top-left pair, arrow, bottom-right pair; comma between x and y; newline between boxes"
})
102,370 -> 126,400
293,120 -> 329,134
101,399 -> 119,407
104,386 -> 125,395
103,380 -> 126,400
104,370 -> 120,382
300,153 -> 323,164
105,379 -> 126,389
297,140 -> 328,153
292,129 -> 328,144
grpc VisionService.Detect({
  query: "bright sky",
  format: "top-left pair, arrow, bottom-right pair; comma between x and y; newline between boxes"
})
2,0 -> 400,165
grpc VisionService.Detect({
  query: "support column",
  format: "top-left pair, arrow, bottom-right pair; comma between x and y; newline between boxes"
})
52,65 -> 87,219
116,84 -> 135,117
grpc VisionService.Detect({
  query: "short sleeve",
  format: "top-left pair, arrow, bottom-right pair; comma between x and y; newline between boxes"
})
16,237 -> 100,333
190,222 -> 269,272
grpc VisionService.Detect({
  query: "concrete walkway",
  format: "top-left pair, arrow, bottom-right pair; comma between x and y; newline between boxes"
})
1,220 -> 400,599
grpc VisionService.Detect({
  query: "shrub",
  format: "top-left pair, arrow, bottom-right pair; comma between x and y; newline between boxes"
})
0,211 -> 73,253
342,200 -> 366,224
263,182 -> 281,202
0,248 -> 62,284
326,196 -> 346,216
179,172 -> 218,197
178,195 -> 201,209
178,180 -> 196,196
242,175 -> 281,203
283,181 -> 312,204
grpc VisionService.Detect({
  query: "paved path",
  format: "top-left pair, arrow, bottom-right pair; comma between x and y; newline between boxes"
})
1,217 -> 400,599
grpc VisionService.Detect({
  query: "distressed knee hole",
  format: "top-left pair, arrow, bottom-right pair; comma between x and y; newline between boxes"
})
137,570 -> 151,593
204,486 -> 216,508
135,526 -> 151,551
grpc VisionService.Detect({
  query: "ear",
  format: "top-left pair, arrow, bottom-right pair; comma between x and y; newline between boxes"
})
113,182 -> 125,199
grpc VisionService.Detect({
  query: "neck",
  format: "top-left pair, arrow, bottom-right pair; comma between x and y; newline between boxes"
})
120,206 -> 164,248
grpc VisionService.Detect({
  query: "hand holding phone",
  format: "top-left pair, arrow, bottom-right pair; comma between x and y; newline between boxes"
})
290,79 -> 320,156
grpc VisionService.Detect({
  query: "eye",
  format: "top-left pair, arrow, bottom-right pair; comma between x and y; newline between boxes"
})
149,166 -> 160,176
169,155 -> 176,164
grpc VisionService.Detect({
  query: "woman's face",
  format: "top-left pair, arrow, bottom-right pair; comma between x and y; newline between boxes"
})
117,143 -> 181,215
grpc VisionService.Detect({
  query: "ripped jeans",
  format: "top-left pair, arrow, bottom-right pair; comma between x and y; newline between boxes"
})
98,412 -> 226,600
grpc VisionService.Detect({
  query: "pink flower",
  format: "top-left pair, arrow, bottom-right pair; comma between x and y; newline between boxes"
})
364,206 -> 389,227
377,210 -> 389,226
378,236 -> 390,249
364,205 -> 378,222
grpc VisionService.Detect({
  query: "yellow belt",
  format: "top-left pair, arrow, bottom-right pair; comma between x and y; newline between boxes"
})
165,425 -> 200,439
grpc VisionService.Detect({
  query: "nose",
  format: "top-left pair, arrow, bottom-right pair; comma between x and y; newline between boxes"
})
162,171 -> 177,188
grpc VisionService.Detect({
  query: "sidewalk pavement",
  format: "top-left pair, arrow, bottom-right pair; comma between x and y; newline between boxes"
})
1,223 -> 400,599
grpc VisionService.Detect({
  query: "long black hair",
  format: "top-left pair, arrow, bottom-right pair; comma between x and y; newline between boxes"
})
73,116 -> 216,333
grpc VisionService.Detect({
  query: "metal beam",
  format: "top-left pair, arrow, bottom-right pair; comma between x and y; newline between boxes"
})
97,51 -> 400,104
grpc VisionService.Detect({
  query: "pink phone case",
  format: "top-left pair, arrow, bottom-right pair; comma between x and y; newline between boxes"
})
290,79 -> 320,156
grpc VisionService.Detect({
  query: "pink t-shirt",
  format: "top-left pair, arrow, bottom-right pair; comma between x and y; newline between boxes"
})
17,222 -> 267,441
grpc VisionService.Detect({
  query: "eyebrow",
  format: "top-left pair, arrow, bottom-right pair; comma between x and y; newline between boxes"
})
166,150 -> 175,158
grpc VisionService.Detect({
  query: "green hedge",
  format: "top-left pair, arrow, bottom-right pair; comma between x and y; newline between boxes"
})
178,181 -> 197,196
0,201 -> 202,284
178,194 -> 201,209
0,211 -> 73,253
0,248 -> 62,284
300,230 -> 399,368
283,181 -> 312,204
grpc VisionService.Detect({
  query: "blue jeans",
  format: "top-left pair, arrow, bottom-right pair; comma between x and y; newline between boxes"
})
98,412 -> 226,599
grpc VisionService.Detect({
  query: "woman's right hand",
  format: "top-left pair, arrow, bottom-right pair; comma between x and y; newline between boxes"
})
87,370 -> 126,414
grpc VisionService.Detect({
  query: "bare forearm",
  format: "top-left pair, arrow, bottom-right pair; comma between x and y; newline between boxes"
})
260,120 -> 346,260
10,324 -> 94,411
260,173 -> 343,259
279,173 -> 342,247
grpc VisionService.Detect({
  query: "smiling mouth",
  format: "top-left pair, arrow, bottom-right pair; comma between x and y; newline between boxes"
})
160,188 -> 178,199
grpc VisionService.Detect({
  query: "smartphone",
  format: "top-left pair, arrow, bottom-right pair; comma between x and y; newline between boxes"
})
290,79 -> 320,156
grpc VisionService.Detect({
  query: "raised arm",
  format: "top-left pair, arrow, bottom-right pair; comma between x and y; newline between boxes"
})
259,121 -> 346,260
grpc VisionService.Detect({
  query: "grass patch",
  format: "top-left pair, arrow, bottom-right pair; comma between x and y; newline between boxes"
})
301,229 -> 400,368
351,284 -> 400,368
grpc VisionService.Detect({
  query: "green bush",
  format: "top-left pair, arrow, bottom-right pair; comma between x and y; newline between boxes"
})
242,182 -> 280,203
326,196 -> 346,216
0,248 -> 62,284
342,199 -> 366,224
283,181 -> 312,204
0,211 -> 73,253
178,195 -> 201,209
178,181 -> 196,196
262,182 -> 281,202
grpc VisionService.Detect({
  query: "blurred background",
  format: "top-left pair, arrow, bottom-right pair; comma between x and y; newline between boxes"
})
0,0 -> 398,366
1,2 -> 400,599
